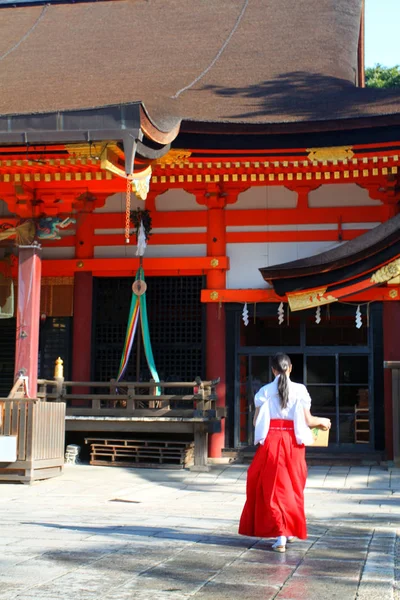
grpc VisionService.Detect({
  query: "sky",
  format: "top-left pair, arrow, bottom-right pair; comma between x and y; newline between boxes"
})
365,0 -> 400,67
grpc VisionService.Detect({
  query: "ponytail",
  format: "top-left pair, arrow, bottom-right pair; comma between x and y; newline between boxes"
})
271,353 -> 292,409
277,373 -> 289,410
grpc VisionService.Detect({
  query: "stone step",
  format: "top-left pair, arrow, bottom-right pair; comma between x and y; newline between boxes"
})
224,446 -> 386,466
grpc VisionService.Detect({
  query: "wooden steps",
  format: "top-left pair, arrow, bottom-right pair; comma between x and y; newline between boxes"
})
85,437 -> 194,469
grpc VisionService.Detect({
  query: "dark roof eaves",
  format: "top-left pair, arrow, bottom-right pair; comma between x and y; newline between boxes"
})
179,112 -> 400,136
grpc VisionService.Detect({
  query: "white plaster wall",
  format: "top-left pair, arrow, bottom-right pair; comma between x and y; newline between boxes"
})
309,184 -> 381,207
155,189 -> 205,211
94,192 -> 144,213
226,241 -> 341,289
95,227 -> 206,235
226,223 -> 380,232
228,186 -> 297,210
94,244 -> 207,259
41,247 -> 75,259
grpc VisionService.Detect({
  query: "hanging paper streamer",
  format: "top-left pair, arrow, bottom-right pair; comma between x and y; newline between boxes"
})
116,267 -> 160,394
315,306 -> 321,324
355,305 -> 362,329
136,221 -> 147,256
242,303 -> 249,326
278,302 -> 284,325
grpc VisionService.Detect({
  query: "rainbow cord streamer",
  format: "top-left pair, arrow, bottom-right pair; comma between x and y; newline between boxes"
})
116,268 -> 160,395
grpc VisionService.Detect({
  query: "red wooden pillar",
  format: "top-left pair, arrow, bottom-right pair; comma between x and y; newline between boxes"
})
72,214 -> 94,385
207,206 -> 226,458
15,243 -> 42,398
383,302 -> 400,459
200,188 -> 237,457
72,272 -> 93,383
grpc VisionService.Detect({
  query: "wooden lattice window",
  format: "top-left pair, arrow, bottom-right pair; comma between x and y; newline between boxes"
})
40,277 -> 74,317
93,276 -> 205,383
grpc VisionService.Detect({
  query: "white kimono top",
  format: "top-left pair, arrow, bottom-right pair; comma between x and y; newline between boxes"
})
254,376 -> 314,446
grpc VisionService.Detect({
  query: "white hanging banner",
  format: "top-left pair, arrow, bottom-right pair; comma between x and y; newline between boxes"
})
242,303 -> 249,326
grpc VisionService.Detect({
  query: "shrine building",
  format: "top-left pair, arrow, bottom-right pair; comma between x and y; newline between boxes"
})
1,0 -> 400,463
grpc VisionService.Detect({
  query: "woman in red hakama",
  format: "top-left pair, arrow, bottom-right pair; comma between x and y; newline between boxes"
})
239,353 -> 331,552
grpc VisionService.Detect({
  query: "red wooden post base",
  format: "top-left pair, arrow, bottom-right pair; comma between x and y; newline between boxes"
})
15,244 -> 42,398
206,303 -> 226,458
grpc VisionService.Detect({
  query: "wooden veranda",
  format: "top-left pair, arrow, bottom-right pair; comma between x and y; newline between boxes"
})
37,376 -> 224,471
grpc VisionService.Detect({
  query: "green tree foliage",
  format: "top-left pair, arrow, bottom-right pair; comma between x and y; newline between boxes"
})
365,64 -> 400,89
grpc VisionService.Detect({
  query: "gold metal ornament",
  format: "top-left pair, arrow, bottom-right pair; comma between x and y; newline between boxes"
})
155,149 -> 192,166
371,258 -> 400,284
306,146 -> 354,162
54,357 -> 64,379
132,172 -> 152,201
132,280 -> 147,296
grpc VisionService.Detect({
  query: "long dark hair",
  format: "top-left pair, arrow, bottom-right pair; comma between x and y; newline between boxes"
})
271,353 -> 292,409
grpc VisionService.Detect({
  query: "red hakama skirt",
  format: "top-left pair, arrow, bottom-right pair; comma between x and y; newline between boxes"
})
238,419 -> 308,539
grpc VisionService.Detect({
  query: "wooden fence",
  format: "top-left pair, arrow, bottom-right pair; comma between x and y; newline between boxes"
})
0,382 -> 65,483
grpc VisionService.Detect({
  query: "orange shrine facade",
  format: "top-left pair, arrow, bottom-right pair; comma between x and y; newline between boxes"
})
0,137 -> 400,459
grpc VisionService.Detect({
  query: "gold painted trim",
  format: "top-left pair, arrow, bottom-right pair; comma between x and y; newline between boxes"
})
155,149 -> 192,166
287,288 -> 338,312
371,259 -> 400,284
100,148 -> 152,191
306,146 -> 354,162
65,142 -> 122,159
388,275 -> 400,285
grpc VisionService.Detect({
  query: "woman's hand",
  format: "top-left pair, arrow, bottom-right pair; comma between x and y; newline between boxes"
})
318,417 -> 331,431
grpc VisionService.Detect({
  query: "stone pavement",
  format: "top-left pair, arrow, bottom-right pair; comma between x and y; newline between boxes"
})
1,464 -> 400,600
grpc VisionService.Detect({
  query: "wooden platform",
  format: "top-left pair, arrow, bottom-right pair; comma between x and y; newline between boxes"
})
38,376 -> 223,471
85,437 -> 194,469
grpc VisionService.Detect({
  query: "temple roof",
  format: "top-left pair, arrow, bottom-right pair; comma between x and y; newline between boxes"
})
0,0 -> 400,137
260,214 -> 400,308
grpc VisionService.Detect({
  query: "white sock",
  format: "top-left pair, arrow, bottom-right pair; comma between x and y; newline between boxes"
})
276,535 -> 287,546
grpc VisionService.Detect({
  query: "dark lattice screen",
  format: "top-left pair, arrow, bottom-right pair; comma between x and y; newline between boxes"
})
0,317 -> 72,395
38,317 -> 72,381
93,276 -> 205,383
0,318 -> 16,396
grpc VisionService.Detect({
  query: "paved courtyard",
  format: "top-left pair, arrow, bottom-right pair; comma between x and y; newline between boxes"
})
1,463 -> 400,600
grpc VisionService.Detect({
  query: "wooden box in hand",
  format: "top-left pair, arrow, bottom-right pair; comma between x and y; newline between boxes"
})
310,427 -> 330,447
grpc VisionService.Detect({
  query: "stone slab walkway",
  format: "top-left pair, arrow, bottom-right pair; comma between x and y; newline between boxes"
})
0,464 -> 399,599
